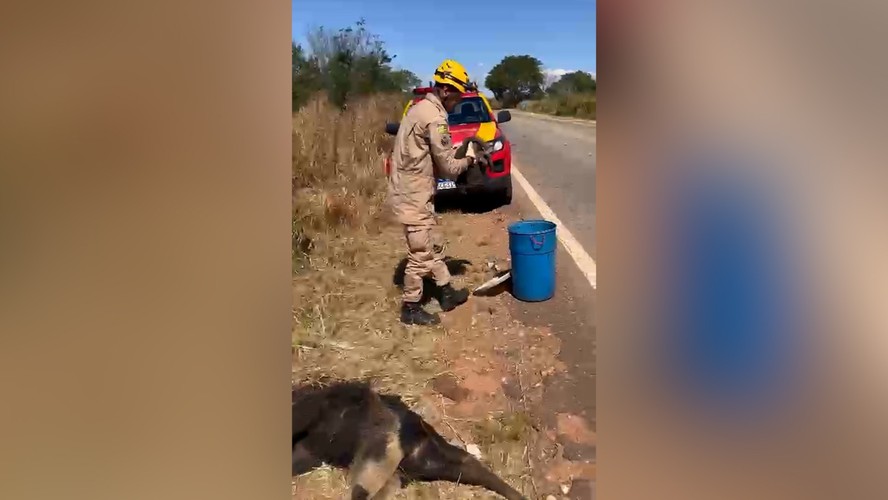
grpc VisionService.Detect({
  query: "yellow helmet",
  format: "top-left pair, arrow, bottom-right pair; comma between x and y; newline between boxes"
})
433,59 -> 470,93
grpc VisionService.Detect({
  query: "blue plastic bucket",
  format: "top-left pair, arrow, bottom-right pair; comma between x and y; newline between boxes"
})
508,219 -> 557,302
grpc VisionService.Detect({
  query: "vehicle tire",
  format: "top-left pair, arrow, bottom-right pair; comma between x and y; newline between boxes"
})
500,180 -> 513,206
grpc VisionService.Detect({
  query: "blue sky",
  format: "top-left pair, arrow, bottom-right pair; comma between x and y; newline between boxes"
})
292,0 -> 596,94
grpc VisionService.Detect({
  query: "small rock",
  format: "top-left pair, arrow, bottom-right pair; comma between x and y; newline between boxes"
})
561,483 -> 571,494
546,495 -> 558,500
466,444 -> 482,460
431,374 -> 470,402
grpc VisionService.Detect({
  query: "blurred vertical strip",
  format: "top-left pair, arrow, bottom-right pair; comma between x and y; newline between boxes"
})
0,1 -> 292,500
599,1 -> 888,499
655,151 -> 807,425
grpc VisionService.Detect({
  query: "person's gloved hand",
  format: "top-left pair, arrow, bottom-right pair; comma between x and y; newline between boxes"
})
455,136 -> 486,160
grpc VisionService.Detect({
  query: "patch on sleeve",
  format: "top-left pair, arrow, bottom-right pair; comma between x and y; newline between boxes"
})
437,123 -> 451,146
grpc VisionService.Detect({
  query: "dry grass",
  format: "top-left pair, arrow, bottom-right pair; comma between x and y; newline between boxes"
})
292,93 -> 402,273
292,93 -> 426,390
292,93 -> 401,196
525,93 -> 596,119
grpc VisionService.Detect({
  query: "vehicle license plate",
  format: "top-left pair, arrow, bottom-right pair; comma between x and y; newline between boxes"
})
437,180 -> 457,190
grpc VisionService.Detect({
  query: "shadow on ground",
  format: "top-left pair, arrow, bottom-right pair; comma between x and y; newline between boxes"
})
392,257 -> 471,305
435,195 -> 506,215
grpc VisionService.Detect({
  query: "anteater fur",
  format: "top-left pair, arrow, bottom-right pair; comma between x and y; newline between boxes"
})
292,380 -> 527,500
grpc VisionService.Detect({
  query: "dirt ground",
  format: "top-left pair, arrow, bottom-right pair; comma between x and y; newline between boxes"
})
293,196 -> 596,499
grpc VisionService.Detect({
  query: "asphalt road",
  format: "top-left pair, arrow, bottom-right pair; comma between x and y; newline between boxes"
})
500,110 -> 597,254
498,110 -> 597,499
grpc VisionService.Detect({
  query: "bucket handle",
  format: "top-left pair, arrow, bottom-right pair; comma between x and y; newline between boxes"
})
530,234 -> 545,250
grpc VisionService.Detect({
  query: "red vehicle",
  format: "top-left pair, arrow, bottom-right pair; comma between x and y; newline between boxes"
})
384,86 -> 513,205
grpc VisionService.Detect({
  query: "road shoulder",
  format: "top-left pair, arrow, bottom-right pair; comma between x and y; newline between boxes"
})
508,109 -> 597,127
436,185 -> 597,499
506,182 -> 597,499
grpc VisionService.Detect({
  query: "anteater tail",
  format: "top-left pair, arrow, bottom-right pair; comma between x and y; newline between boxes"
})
433,440 -> 527,500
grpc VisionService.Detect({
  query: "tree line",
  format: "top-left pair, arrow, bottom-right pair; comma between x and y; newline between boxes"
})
484,55 -> 595,108
292,19 -> 420,110
292,21 -> 595,111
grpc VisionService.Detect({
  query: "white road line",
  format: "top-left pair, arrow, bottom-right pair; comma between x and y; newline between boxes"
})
509,110 -> 597,127
511,161 -> 597,290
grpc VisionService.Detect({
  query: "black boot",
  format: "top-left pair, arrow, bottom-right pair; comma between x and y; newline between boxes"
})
400,302 -> 440,326
437,284 -> 469,312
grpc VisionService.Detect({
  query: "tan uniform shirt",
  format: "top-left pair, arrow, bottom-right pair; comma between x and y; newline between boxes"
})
387,93 -> 471,226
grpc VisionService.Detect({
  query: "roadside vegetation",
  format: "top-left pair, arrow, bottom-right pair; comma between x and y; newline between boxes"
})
484,55 -> 596,120
524,92 -> 596,119
292,18 -> 420,111
292,18 -> 412,274
524,70 -> 596,119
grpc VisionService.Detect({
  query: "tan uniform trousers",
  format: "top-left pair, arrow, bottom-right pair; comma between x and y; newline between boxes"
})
403,225 -> 450,303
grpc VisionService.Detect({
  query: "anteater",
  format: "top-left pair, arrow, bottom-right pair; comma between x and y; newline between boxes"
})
292,380 -> 527,500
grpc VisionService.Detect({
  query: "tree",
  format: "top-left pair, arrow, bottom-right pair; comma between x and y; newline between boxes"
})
389,69 -> 421,92
310,19 -> 391,107
292,42 -> 322,110
311,19 -> 394,107
293,19 -> 418,109
484,55 -> 545,107
547,70 -> 596,96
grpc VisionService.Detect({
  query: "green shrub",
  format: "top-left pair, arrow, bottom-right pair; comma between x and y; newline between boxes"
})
525,92 -> 595,119
293,20 -> 420,111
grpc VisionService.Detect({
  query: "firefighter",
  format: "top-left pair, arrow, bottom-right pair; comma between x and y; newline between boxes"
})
388,59 -> 486,325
